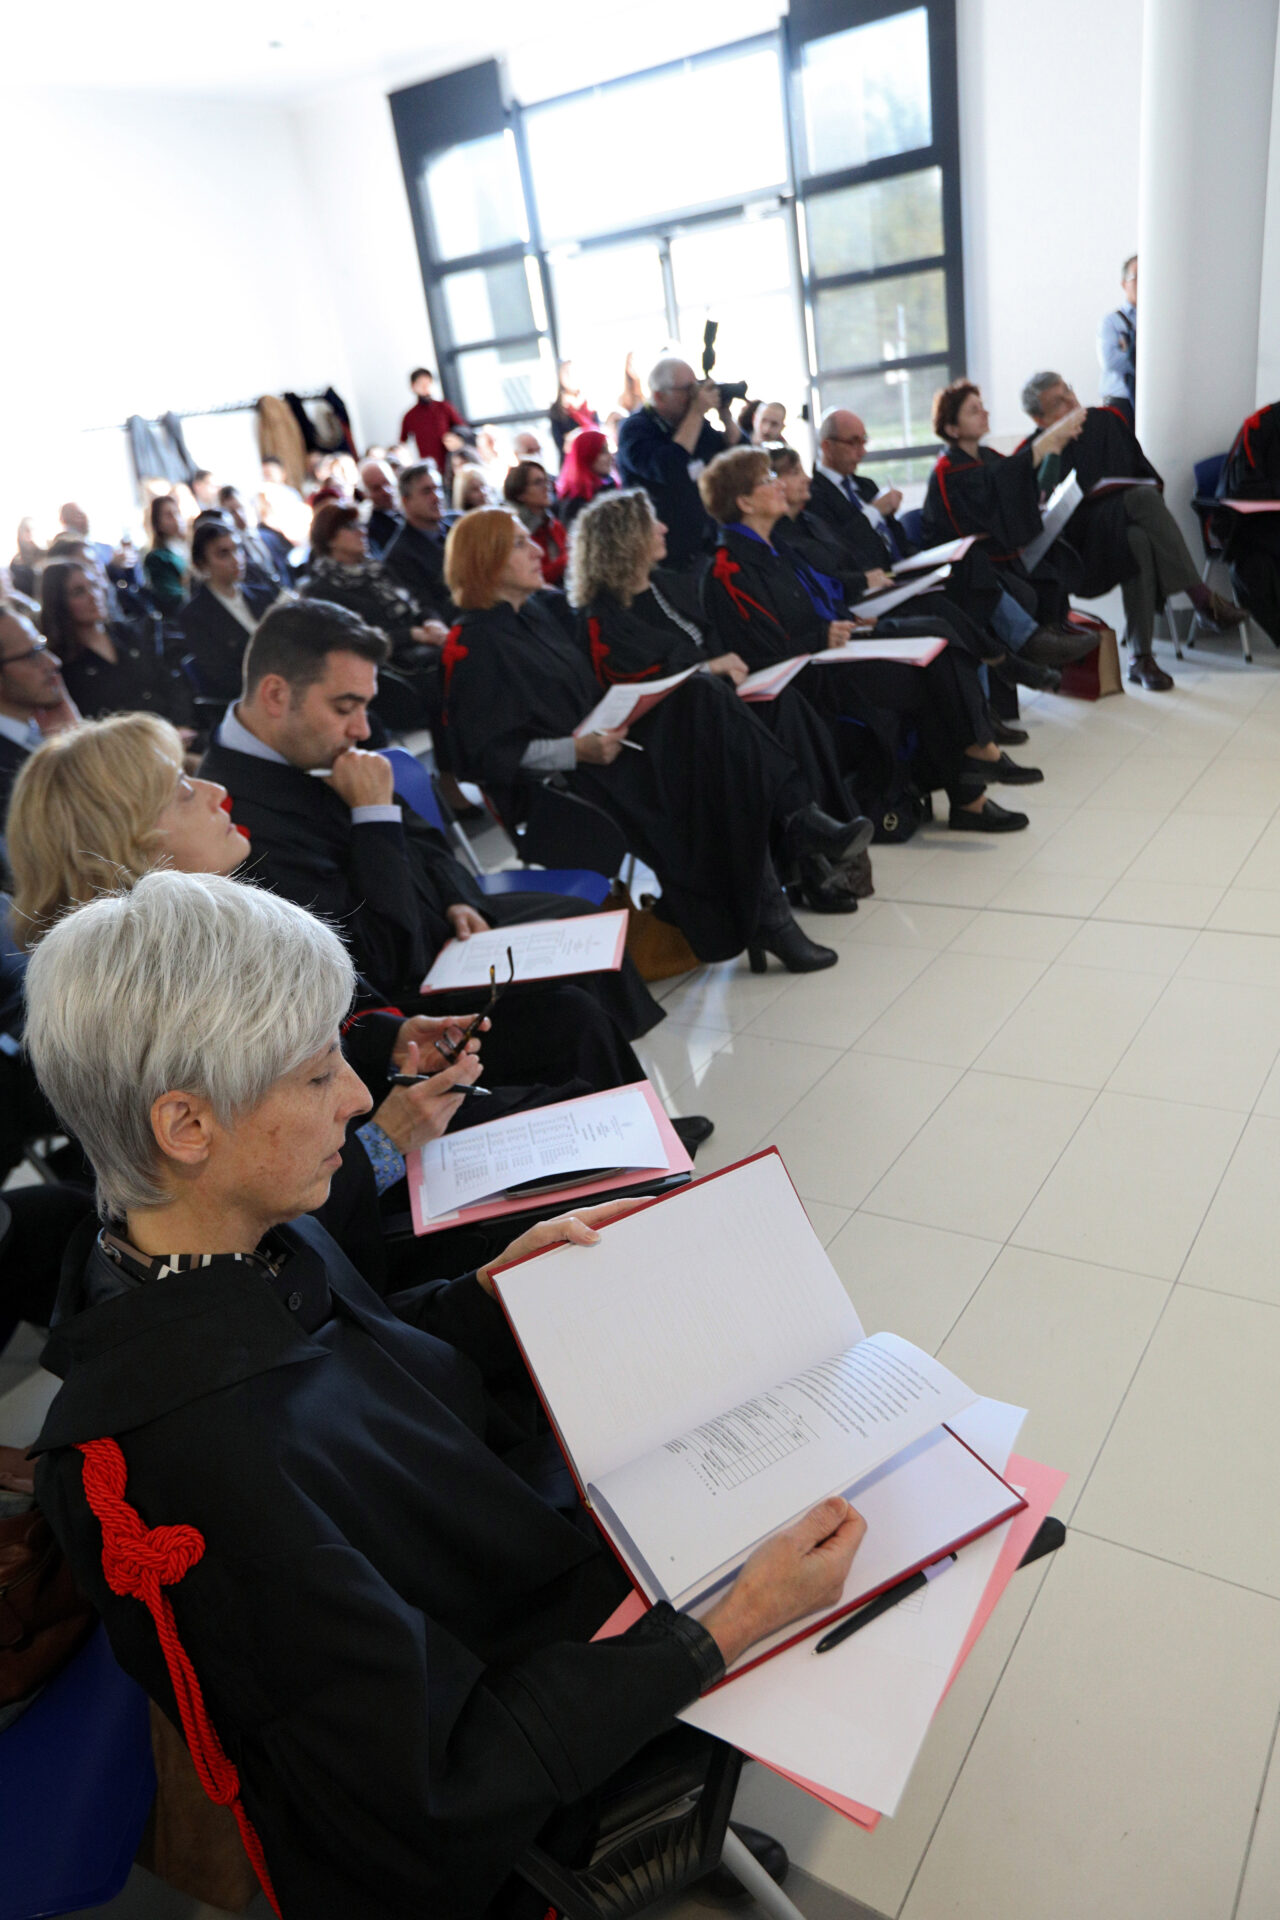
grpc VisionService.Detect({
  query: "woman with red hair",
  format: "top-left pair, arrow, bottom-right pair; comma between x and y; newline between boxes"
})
557,429 -> 618,529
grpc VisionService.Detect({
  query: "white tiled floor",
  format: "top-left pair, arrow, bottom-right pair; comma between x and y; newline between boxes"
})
636,636 -> 1280,1920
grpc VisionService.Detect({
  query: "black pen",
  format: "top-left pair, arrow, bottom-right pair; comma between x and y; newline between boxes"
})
387,1073 -> 491,1096
813,1553 -> 957,1654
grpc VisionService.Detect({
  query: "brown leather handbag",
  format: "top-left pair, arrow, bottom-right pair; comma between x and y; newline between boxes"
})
0,1504 -> 96,1708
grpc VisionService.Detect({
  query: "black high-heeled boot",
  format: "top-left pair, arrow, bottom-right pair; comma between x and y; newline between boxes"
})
747,861 -> 838,973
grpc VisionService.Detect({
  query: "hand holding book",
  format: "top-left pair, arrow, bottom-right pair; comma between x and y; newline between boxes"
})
702,1496 -> 867,1667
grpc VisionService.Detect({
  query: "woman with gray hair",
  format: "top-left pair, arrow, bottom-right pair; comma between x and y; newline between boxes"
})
27,868 -> 863,1919
568,488 -> 874,910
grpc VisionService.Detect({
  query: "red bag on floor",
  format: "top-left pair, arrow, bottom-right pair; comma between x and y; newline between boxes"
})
1059,614 -> 1124,700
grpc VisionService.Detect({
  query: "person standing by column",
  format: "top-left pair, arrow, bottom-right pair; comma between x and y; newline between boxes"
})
1098,254 -> 1138,426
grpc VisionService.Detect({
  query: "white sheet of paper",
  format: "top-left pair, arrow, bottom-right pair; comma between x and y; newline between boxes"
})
573,667 -> 697,737
737,657 -> 811,700
816,636 -> 947,668
853,564 -> 952,619
419,912 -> 626,994
1021,472 -> 1082,573
493,1154 -> 864,1487
891,536 -> 974,574
680,1399 -> 1028,1816
417,1086 -> 667,1220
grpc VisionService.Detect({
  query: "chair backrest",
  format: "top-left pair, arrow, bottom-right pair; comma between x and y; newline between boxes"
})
898,506 -> 926,548
1194,452 -> 1227,499
0,1622 -> 155,1920
382,745 -> 448,833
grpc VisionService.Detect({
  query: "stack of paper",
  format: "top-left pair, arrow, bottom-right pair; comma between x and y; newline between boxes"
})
574,668 -> 698,737
407,1082 -> 690,1234
419,912 -> 627,994
855,563 -> 952,620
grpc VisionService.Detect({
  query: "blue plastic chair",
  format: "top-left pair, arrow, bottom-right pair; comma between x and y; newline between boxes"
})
382,747 -> 611,905
0,1622 -> 155,1919
898,506 -> 927,548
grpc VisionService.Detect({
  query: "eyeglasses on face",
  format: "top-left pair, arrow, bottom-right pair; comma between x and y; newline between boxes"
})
0,638 -> 51,667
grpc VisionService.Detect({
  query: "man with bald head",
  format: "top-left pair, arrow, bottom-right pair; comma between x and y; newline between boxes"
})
0,604 -> 75,812
359,458 -> 403,557
616,355 -> 743,567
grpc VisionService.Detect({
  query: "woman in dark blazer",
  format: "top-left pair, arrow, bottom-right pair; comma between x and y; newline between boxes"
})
39,559 -> 192,727
177,520 -> 278,702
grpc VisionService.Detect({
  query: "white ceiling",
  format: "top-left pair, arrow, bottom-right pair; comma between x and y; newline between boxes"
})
1,0 -> 782,103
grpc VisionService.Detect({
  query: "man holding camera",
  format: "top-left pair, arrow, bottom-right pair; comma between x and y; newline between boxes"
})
617,355 -> 743,568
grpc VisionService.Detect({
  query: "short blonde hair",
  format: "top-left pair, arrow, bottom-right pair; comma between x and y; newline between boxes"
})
444,508 -> 517,610
698,447 -> 771,524
7,713 -> 186,948
566,489 -> 657,609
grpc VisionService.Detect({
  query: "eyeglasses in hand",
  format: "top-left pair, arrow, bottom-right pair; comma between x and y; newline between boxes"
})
436,945 -> 516,1064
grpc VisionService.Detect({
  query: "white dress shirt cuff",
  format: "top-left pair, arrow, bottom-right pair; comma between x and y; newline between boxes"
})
350,804 -> 404,825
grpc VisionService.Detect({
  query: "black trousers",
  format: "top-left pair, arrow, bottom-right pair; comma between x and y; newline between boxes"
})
805,642 -> 992,797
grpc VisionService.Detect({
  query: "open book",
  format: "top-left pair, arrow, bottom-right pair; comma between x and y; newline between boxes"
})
493,1151 -> 1022,1670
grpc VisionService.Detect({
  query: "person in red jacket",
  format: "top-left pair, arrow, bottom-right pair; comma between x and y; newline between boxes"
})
398,367 -> 466,474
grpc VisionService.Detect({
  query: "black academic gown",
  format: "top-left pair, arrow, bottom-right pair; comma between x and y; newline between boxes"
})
701,528 -> 989,794
381,521 -> 452,619
580,581 -> 851,823
803,472 -> 1004,646
1218,402 -> 1280,644
441,592 -> 797,962
923,444 -> 1078,623
34,1217 -> 720,1920
198,731 -> 661,1086
0,732 -> 31,818
60,618 -> 194,727
176,581 -> 277,703
1019,405 -> 1161,599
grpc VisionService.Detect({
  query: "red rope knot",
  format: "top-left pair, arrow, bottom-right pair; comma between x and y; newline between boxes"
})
711,545 -> 782,628
81,1438 -> 206,1600
77,1437 -> 282,1915
440,625 -> 468,718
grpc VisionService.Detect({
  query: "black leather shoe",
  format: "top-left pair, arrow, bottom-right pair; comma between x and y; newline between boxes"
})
748,919 -> 838,973
783,802 -> 874,863
986,752 -> 1043,786
949,797 -> 1029,832
1128,651 -> 1174,691
671,1114 -> 714,1155
695,1824 -> 790,1905
997,653 -> 1062,693
988,713 -> 1029,745
1021,624 -> 1098,667
959,753 -> 1042,788
798,854 -> 860,912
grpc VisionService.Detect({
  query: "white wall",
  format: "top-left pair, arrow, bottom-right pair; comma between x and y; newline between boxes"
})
288,79 -> 436,454
0,86 -> 351,542
956,0 -> 1144,446
1256,29 -> 1280,408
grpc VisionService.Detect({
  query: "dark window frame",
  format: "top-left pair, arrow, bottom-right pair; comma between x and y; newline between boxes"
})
390,8 -> 964,451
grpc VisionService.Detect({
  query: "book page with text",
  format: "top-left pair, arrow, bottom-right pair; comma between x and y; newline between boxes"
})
589,1332 -> 977,1602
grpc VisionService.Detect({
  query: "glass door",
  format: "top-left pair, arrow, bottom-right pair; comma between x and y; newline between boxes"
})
669,212 -> 808,428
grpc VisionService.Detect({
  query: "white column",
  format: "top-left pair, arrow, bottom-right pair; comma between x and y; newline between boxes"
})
1137,0 -> 1279,545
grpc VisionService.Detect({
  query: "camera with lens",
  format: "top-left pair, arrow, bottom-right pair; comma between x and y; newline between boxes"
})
701,320 -> 748,407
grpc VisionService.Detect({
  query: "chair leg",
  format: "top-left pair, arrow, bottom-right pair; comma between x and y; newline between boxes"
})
719,1831 -> 810,1920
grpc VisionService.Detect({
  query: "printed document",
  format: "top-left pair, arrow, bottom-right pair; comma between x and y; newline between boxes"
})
420,911 -> 626,994
416,1085 -> 667,1220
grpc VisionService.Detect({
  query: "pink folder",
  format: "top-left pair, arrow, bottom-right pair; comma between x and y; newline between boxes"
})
407,1080 -> 692,1236
1221,498 -> 1280,513
591,1452 -> 1066,1832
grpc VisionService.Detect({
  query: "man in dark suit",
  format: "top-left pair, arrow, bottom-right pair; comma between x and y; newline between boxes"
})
381,464 -> 451,618
808,408 -> 1079,686
0,605 -> 74,813
617,356 -> 742,569
359,459 -> 404,557
199,599 -> 688,1113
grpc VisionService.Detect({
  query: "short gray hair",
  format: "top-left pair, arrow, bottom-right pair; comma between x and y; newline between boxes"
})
1020,371 -> 1064,420
815,408 -> 843,445
648,356 -> 692,397
24,871 -> 356,1219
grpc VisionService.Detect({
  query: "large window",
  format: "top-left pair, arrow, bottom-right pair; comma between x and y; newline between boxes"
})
391,7 -> 963,473
789,0 -> 964,485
